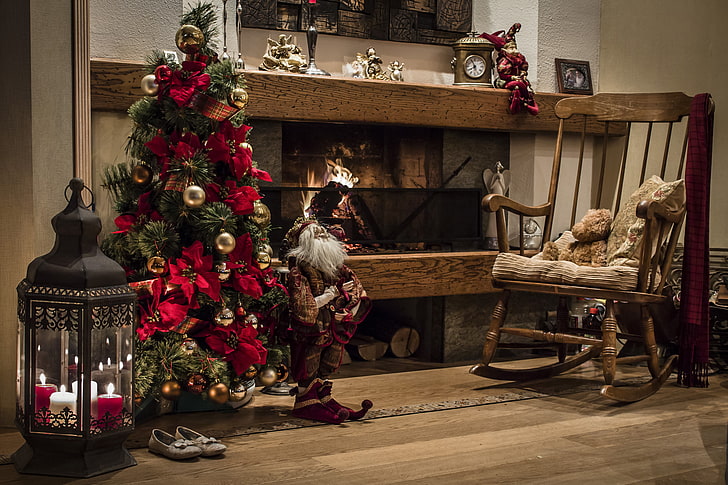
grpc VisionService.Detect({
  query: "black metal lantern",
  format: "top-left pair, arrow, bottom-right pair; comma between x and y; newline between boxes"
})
13,179 -> 137,477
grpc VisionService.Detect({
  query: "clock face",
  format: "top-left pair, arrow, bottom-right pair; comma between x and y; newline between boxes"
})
464,55 -> 486,79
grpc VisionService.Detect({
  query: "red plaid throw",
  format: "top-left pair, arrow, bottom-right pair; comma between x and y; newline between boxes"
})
677,93 -> 714,387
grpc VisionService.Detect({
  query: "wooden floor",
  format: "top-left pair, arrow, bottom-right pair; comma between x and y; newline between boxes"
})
0,359 -> 726,484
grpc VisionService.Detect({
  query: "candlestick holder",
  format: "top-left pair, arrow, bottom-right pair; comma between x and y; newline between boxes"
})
303,1 -> 330,76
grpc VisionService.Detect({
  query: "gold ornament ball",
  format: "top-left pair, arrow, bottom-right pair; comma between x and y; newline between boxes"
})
182,337 -> 198,354
215,232 -> 236,254
182,185 -> 206,208
257,250 -> 271,270
132,164 -> 153,185
160,379 -> 183,400
214,307 -> 235,326
146,256 -> 166,275
207,382 -> 230,404
250,200 -> 271,228
230,87 -> 249,109
228,382 -> 249,402
243,365 -> 258,380
275,363 -> 290,382
140,74 -> 159,96
216,262 -> 231,281
175,24 -> 205,54
240,142 -> 253,156
257,366 -> 277,387
262,243 -> 273,256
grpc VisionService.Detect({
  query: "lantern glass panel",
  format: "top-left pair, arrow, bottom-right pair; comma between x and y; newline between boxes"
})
16,318 -> 25,416
90,324 -> 133,426
33,327 -> 79,434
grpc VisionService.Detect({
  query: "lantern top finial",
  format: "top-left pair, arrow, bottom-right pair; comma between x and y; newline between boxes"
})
25,178 -> 127,289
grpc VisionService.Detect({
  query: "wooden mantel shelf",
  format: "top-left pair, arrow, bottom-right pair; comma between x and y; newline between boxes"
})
91,58 -> 609,135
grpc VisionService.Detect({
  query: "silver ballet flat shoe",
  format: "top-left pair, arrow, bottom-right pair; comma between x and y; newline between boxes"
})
148,428 -> 203,460
175,426 -> 227,457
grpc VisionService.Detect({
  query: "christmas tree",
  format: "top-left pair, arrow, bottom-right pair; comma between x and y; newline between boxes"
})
101,3 -> 288,406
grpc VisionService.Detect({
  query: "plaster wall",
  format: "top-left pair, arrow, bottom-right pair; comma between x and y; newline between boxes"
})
600,0 -> 727,247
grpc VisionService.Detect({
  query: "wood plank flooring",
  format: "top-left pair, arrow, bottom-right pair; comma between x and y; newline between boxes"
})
0,359 -> 725,484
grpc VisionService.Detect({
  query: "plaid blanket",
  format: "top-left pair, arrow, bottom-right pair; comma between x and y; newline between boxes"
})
677,93 -> 714,387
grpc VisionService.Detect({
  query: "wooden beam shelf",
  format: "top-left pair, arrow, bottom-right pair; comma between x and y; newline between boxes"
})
345,251 -> 499,300
90,58 -> 616,135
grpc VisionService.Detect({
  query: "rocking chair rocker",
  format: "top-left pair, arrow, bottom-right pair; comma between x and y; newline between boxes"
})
470,92 -> 710,402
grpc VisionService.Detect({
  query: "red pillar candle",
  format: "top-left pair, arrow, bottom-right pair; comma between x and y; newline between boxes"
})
34,373 -> 57,411
96,383 -> 123,428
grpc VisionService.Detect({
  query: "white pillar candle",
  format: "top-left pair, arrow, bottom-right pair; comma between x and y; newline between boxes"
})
72,380 -> 98,416
49,385 -> 77,415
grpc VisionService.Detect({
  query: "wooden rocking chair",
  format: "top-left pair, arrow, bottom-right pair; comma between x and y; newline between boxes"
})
470,92 -> 706,402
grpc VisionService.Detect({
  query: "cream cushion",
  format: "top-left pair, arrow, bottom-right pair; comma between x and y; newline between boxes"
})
492,231 -> 639,291
606,175 -> 685,267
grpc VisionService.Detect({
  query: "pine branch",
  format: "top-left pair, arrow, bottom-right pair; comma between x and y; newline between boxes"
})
157,190 -> 200,228
133,220 -> 182,259
205,60 -> 241,102
194,202 -> 239,246
166,150 -> 214,188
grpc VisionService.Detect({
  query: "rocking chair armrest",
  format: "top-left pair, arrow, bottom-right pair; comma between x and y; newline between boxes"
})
635,199 -> 685,223
482,194 -> 552,217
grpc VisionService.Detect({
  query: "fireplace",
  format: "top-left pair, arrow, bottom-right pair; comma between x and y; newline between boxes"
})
255,122 -> 508,256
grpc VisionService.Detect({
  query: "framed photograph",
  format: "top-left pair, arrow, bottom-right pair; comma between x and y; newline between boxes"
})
555,59 -> 593,95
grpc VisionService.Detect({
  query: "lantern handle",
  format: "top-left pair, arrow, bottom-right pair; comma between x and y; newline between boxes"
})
64,178 -> 96,211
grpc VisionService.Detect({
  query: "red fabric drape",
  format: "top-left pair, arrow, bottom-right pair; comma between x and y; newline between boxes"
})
677,93 -> 714,387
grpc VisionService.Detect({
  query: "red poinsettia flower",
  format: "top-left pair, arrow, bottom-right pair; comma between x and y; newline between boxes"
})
145,134 -> 173,177
164,63 -> 211,107
192,320 -> 267,375
136,279 -> 190,341
250,167 -> 273,182
207,180 -> 261,215
112,192 -> 162,233
206,121 -> 252,179
168,241 -> 222,307
224,233 -> 263,299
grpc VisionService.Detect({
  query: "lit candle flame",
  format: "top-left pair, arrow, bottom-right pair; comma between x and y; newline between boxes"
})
74,356 -> 78,364
40,373 -> 46,385
107,357 -> 111,366
119,361 -> 124,371
60,385 -> 66,393
98,362 -> 103,372
126,353 -> 132,362
107,383 -> 115,395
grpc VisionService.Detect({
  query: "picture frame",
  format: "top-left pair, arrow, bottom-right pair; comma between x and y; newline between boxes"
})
555,58 -> 593,95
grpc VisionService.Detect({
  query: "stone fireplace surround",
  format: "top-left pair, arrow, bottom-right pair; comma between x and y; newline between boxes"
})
90,61 -> 607,363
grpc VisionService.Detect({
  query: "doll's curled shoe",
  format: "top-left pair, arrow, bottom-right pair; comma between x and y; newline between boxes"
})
148,429 -> 202,460
319,380 -> 372,420
291,379 -> 348,424
175,426 -> 227,457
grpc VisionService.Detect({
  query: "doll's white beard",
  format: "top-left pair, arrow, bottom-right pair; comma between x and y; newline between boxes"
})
288,226 -> 346,279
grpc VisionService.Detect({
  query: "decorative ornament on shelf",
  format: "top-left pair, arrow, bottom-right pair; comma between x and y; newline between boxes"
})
214,307 -> 235,326
388,60 -> 405,82
131,164 -> 153,185
302,0 -> 330,76
184,373 -> 209,394
235,53 -> 245,70
259,34 -> 307,73
479,23 -> 538,115
146,255 -> 166,275
207,382 -> 230,404
182,184 -> 206,208
140,74 -> 159,96
451,32 -> 494,86
483,161 -> 511,250
215,231 -> 236,254
351,47 -> 395,81
160,379 -> 183,400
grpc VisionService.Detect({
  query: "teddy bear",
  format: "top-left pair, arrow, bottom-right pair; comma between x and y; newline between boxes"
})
542,208 -> 612,267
